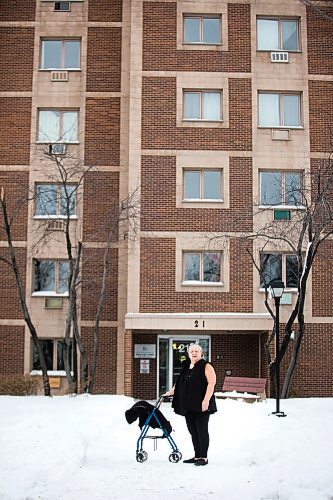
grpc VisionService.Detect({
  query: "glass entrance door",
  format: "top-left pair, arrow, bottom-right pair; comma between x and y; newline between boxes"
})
158,336 -> 210,396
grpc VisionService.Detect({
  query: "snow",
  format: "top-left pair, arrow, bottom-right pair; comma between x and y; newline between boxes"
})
0,395 -> 332,500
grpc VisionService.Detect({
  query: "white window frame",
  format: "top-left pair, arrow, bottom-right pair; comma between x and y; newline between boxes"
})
40,38 -> 81,70
260,253 -> 299,291
182,251 -> 223,285
183,15 -> 222,45
34,183 -> 77,219
37,109 -> 79,143
183,90 -> 222,121
258,92 -> 302,128
183,168 -> 223,202
259,170 -> 303,208
257,17 -> 300,52
32,259 -> 70,297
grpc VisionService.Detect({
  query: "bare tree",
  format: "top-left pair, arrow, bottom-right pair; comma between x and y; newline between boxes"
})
35,149 -> 140,393
0,187 -> 51,396
243,154 -> 333,397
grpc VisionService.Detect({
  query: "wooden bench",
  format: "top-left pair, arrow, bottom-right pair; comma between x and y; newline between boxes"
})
215,376 -> 267,403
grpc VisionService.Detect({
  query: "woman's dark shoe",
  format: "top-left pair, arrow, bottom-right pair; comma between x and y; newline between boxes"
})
194,458 -> 208,466
183,457 -> 198,464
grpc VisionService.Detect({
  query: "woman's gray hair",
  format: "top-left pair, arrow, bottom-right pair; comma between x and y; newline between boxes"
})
188,343 -> 203,355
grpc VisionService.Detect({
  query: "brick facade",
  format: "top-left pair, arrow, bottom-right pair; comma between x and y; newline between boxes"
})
0,98 -> 32,165
0,172 -> 29,241
0,0 -> 36,21
309,80 -> 333,152
0,326 -> 25,375
86,28 -> 122,93
307,5 -> 333,75
85,98 -> 121,166
0,249 -> 26,320
0,28 -> 34,92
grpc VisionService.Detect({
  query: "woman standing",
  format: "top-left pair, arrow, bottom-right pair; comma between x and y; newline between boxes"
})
164,343 -> 217,466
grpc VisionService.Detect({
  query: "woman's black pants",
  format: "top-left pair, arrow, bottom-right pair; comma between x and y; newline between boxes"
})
185,411 -> 210,458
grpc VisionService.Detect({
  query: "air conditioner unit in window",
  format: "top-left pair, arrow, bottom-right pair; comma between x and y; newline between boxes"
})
49,143 -> 66,155
271,52 -> 289,63
46,219 -> 65,231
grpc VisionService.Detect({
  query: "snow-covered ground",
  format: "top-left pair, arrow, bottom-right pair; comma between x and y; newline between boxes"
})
0,395 -> 332,500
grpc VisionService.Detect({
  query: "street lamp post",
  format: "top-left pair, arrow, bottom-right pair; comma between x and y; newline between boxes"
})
269,279 -> 287,418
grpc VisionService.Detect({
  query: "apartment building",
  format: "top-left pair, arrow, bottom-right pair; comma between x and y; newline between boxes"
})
0,0 -> 332,398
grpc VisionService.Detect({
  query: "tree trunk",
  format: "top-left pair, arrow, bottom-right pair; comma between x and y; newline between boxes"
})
0,193 -> 50,396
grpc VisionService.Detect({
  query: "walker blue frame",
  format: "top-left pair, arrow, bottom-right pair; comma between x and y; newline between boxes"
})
136,397 -> 182,463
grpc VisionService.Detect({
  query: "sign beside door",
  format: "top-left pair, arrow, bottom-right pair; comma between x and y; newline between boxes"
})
140,359 -> 150,374
134,344 -> 156,358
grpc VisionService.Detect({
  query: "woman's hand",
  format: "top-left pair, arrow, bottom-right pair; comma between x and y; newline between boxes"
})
202,399 -> 209,412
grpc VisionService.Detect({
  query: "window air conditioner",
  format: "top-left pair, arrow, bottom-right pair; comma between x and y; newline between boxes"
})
49,143 -> 66,155
271,52 -> 289,63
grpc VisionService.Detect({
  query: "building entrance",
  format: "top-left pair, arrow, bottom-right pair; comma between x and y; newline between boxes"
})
157,335 -> 210,397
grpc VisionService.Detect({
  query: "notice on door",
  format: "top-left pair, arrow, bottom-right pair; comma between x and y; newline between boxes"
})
140,359 -> 150,374
134,344 -> 156,358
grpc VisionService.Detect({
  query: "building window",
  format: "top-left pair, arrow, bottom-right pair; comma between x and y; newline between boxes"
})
183,251 -> 222,283
32,339 -> 73,372
257,18 -> 300,51
35,184 -> 76,217
258,93 -> 301,128
260,171 -> 302,206
40,39 -> 80,69
38,110 -> 78,143
260,253 -> 299,289
183,169 -> 222,200
183,91 -> 221,121
33,260 -> 70,295
183,15 -> 221,44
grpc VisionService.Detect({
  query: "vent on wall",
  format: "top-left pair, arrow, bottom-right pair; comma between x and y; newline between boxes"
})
271,52 -> 289,63
45,297 -> 63,309
50,70 -> 68,82
46,219 -> 65,231
274,209 -> 291,221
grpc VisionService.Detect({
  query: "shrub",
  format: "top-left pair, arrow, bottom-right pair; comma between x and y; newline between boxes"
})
0,374 -> 40,396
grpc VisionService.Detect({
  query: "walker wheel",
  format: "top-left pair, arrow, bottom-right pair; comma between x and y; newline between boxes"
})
136,450 -> 148,463
169,451 -> 182,463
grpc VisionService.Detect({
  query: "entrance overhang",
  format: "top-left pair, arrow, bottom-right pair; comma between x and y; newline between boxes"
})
125,312 -> 272,331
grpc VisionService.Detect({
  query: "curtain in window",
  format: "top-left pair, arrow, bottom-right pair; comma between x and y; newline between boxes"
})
257,19 -> 279,50
184,171 -> 200,199
282,21 -> 298,51
38,111 -> 60,142
203,92 -> 220,120
62,112 -> 78,142
184,93 -> 200,119
283,95 -> 300,127
259,94 -> 279,127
